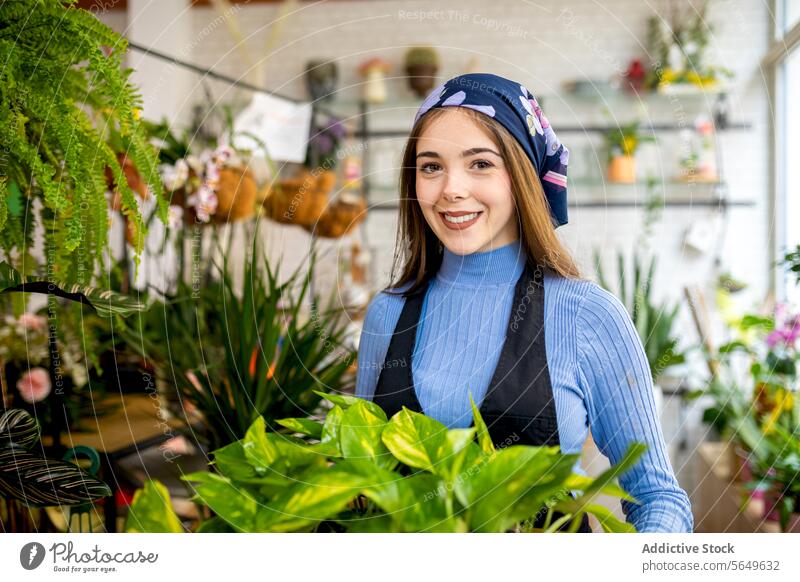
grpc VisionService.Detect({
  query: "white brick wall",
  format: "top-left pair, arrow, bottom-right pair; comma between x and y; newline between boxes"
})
99,0 -> 771,373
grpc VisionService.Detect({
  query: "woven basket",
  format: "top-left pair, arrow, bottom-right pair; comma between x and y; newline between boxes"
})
264,169 -> 335,227
214,166 -> 257,223
306,191 -> 367,239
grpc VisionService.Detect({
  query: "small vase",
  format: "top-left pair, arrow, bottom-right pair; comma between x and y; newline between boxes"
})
607,155 -> 636,183
363,69 -> 388,104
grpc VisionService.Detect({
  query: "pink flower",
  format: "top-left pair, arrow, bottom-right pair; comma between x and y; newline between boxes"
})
766,330 -> 784,348
17,367 -> 52,403
187,185 -> 218,223
17,313 -> 46,332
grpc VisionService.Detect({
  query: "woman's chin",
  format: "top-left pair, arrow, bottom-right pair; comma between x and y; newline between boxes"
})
440,235 -> 486,256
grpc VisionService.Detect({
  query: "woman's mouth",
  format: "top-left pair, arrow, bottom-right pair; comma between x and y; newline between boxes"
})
439,211 -> 483,230
439,212 -> 483,230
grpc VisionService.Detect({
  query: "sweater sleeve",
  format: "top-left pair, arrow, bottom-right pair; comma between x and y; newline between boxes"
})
355,292 -> 391,401
576,284 -> 693,533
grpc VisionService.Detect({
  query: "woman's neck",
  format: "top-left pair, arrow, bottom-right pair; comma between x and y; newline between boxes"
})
437,239 -> 527,287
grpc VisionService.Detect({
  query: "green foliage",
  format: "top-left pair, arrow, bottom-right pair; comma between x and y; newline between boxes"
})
0,0 -> 167,283
0,260 -> 145,318
780,244 -> 800,287
747,424 -> 800,531
125,480 -> 184,533
0,409 -> 111,506
118,242 -> 355,450
603,120 -> 656,158
404,46 -> 440,67
132,398 -> 644,533
595,251 -> 686,382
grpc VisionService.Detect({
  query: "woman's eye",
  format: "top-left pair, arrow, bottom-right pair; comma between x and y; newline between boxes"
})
419,162 -> 441,174
472,159 -> 494,170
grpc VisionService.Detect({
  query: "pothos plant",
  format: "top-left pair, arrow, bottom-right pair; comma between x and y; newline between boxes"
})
0,0 -> 167,284
125,395 -> 646,533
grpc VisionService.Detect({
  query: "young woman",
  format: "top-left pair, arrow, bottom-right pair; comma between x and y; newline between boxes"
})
355,73 -> 692,533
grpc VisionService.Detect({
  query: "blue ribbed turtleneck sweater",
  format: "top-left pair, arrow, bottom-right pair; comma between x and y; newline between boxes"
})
356,239 -> 693,533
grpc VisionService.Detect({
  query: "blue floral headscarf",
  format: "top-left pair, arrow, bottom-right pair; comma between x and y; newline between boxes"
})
413,73 -> 569,228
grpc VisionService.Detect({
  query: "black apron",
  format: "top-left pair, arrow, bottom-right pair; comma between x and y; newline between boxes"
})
373,260 -> 592,533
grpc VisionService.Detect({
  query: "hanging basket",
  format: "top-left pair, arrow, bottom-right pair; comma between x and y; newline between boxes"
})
213,166 -> 258,223
263,169 -> 335,228
305,191 -> 367,239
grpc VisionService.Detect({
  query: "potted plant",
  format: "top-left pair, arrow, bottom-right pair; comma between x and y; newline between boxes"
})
264,117 -> 346,228
207,146 -> 258,224
0,0 -> 167,284
404,46 -> 440,98
263,170 -> 329,227
304,191 -> 367,239
596,252 -> 686,410
305,59 -> 339,103
643,2 -> 733,93
118,238 -> 356,450
603,121 -> 655,183
358,57 -> 392,104
126,396 -> 646,533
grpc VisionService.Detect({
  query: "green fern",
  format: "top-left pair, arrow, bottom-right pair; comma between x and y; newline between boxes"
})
0,0 -> 167,284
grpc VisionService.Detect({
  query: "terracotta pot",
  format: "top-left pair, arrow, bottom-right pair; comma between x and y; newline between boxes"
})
607,155 -> 636,183
214,166 -> 257,223
405,64 -> 438,98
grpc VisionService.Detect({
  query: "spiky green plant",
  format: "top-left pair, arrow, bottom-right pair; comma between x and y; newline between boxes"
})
0,0 -> 167,284
595,251 -> 686,382
119,239 -> 356,450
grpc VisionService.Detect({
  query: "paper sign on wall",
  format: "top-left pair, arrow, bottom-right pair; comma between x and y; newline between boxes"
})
232,93 -> 312,163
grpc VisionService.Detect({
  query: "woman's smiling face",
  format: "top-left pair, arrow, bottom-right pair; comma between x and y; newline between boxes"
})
415,108 -> 519,256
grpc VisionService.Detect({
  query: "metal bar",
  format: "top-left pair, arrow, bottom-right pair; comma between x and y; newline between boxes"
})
126,40 -> 335,117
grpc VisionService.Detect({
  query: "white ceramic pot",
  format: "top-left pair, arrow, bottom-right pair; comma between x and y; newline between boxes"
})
364,69 -> 388,104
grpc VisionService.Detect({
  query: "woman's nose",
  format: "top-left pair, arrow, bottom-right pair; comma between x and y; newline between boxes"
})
441,169 -> 468,201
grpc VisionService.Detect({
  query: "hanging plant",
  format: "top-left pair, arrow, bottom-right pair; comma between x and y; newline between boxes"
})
0,0 -> 167,284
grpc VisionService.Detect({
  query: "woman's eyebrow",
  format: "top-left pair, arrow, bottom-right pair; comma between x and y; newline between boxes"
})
415,147 -> 501,159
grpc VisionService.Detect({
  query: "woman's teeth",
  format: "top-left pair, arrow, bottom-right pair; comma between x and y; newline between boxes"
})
444,212 -> 480,224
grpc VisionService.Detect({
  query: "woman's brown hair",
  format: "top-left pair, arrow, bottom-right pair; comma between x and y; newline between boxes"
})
385,106 -> 581,297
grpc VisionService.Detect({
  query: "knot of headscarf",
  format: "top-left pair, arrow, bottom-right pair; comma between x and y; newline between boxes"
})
413,73 -> 569,228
